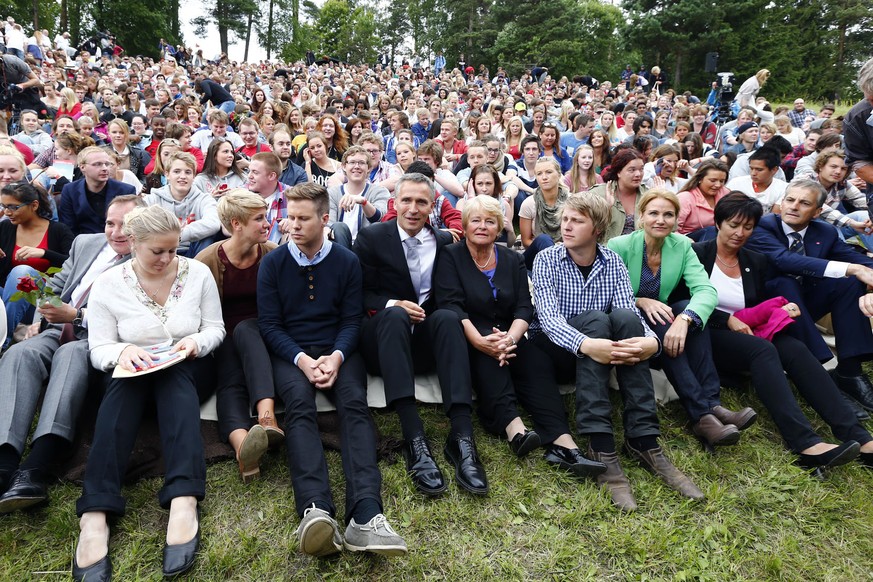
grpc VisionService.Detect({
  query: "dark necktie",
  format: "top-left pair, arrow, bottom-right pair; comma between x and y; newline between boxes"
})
788,232 -> 805,255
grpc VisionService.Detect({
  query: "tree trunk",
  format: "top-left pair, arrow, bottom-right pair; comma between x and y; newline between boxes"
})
291,0 -> 299,44
673,52 -> 682,88
243,11 -> 253,61
267,0 -> 274,60
60,0 -> 67,32
31,0 -> 39,29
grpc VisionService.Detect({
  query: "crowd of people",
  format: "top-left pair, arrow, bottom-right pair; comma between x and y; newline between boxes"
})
0,22 -> 873,578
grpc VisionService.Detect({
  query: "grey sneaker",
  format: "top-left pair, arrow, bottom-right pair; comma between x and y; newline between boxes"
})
343,514 -> 408,556
296,506 -> 342,557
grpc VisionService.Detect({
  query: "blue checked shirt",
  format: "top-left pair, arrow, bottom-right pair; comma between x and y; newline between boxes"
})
529,243 -> 658,355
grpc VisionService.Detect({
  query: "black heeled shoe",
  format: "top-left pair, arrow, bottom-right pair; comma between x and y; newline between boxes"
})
162,506 -> 200,579
72,554 -> 112,582
508,430 -> 541,458
797,441 -> 860,472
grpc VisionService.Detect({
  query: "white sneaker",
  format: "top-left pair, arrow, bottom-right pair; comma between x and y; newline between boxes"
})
296,505 -> 342,557
343,514 -> 407,556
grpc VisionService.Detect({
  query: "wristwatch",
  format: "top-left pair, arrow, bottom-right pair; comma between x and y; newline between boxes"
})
678,313 -> 693,325
72,308 -> 84,327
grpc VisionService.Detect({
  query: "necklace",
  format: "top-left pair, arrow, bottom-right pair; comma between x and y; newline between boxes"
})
472,246 -> 494,270
134,260 -> 175,298
716,254 -> 739,268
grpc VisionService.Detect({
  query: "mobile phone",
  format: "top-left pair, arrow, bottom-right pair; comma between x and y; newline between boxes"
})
655,159 -> 664,176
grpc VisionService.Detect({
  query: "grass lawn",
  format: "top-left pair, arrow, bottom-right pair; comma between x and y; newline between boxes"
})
2,387 -> 873,581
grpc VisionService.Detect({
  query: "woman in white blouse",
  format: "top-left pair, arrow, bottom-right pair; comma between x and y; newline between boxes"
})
73,206 -> 225,581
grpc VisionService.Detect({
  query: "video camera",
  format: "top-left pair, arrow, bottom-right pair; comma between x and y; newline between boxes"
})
713,71 -> 736,125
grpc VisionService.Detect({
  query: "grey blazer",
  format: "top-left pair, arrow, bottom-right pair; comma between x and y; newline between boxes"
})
48,233 -> 128,304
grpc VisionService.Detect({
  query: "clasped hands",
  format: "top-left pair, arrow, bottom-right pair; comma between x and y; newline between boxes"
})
298,351 -> 343,390
475,327 -> 518,367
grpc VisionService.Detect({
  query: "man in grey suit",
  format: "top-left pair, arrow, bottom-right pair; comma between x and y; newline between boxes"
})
0,195 -> 143,513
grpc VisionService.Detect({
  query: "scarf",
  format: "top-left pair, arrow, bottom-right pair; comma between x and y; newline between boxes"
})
534,186 -> 568,242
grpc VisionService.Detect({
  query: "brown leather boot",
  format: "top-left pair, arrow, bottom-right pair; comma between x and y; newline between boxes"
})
624,441 -> 705,500
692,413 -> 741,446
712,405 -> 758,431
587,447 -> 637,511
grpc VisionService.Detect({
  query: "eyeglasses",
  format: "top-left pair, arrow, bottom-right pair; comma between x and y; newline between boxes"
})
0,202 -> 29,211
345,160 -> 368,167
486,148 -> 501,154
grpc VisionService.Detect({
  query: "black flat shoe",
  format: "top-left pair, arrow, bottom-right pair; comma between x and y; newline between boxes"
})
444,435 -> 488,495
858,451 -> 873,468
797,441 -> 860,471
162,507 -> 200,579
0,468 -> 48,513
402,435 -> 447,496
508,430 -> 541,458
543,444 -> 607,479
72,554 -> 112,582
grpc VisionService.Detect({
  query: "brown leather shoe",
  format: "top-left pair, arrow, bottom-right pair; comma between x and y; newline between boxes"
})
692,414 -> 741,446
712,405 -> 757,431
624,442 -> 704,500
259,411 -> 285,448
238,425 -> 269,483
587,447 -> 637,511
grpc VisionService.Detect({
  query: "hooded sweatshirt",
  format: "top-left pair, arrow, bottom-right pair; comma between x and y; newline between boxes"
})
144,184 -> 220,245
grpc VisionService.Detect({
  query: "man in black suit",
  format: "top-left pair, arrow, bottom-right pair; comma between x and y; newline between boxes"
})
746,179 -> 873,413
353,173 -> 488,497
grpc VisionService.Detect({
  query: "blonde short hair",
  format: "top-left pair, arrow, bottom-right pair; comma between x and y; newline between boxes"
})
462,195 -> 504,233
122,205 -> 181,241
561,192 -> 611,243
217,189 -> 268,230
636,188 -> 680,230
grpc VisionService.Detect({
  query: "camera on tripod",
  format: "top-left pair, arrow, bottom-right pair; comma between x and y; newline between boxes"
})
713,71 -> 736,125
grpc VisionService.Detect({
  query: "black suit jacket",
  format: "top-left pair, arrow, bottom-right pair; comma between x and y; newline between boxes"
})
434,242 -> 533,335
689,239 -> 770,328
353,219 -> 453,315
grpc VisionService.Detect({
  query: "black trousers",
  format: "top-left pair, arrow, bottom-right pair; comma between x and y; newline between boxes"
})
647,301 -> 722,423
360,307 -> 473,413
214,319 -> 276,440
533,309 -> 661,440
469,338 -> 570,444
76,359 -> 211,517
272,349 -> 381,523
710,329 -> 872,452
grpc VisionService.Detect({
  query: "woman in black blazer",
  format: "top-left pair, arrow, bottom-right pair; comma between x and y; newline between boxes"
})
435,196 -> 605,478
691,193 -> 872,470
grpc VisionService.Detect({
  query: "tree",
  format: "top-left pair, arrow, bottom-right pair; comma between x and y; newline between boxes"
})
191,0 -> 258,56
96,0 -> 176,58
302,0 -> 380,64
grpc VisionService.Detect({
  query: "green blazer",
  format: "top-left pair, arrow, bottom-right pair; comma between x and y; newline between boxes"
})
607,230 -> 718,325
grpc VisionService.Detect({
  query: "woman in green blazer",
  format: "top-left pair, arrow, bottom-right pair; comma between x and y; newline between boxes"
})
608,189 -> 757,449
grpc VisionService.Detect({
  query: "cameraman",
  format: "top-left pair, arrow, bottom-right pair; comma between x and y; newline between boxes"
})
0,53 -> 42,113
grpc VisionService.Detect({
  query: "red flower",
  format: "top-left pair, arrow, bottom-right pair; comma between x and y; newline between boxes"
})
16,276 -> 39,294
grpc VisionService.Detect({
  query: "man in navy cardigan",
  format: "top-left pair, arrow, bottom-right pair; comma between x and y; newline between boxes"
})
58,146 -> 136,236
257,182 -> 406,558
747,179 -> 873,413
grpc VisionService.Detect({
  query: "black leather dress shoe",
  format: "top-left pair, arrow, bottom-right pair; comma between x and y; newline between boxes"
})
543,445 -> 607,479
444,435 -> 488,495
0,468 -> 48,513
840,390 -> 870,421
509,430 -> 541,458
859,451 -> 873,468
830,370 -> 873,412
162,507 -> 200,578
402,435 -> 447,496
797,441 -> 860,471
72,554 -> 112,582
0,469 -> 12,496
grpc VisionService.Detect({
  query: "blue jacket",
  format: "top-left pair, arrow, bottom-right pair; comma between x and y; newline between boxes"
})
58,178 -> 136,236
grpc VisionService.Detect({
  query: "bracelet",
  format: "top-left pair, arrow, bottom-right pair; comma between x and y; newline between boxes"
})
507,335 -> 517,345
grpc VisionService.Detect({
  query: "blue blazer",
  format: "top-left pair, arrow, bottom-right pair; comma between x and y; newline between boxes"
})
746,213 -> 873,278
58,178 -> 136,236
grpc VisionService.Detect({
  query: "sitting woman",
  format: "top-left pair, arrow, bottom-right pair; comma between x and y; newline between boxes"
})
191,138 -> 247,197
104,119 -> 150,182
676,159 -> 730,236
564,145 -> 604,193
643,144 -> 687,193
435,196 -> 605,475
142,137 -> 181,194
693,193 -> 869,470
457,165 -> 515,246
144,152 -> 221,257
74,205 -> 225,581
196,190 -> 282,482
589,148 -> 647,242
608,189 -> 756,449
519,157 -> 569,269
0,181 -> 74,344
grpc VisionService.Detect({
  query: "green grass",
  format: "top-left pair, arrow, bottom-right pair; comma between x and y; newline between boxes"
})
2,388 -> 873,581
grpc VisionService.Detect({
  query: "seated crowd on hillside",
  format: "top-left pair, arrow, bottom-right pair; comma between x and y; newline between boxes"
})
1,30 -> 873,578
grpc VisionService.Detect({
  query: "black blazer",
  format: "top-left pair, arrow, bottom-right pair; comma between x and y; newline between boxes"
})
0,220 -> 75,281
689,238 -> 770,328
353,219 -> 453,315
434,242 -> 533,336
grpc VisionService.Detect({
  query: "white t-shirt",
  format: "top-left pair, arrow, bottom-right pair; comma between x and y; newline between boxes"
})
726,175 -> 786,214
710,264 -> 745,315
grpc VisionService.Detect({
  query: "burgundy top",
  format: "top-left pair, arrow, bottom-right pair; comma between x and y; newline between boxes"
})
218,244 -> 261,334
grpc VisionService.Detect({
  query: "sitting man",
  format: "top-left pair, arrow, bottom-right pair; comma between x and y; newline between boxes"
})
328,145 -> 390,244
746,179 -> 873,415
726,146 -> 787,214
529,192 -> 703,511
0,195 -> 143,512
257,182 -> 406,557
58,146 -> 137,236
354,173 -> 487,497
